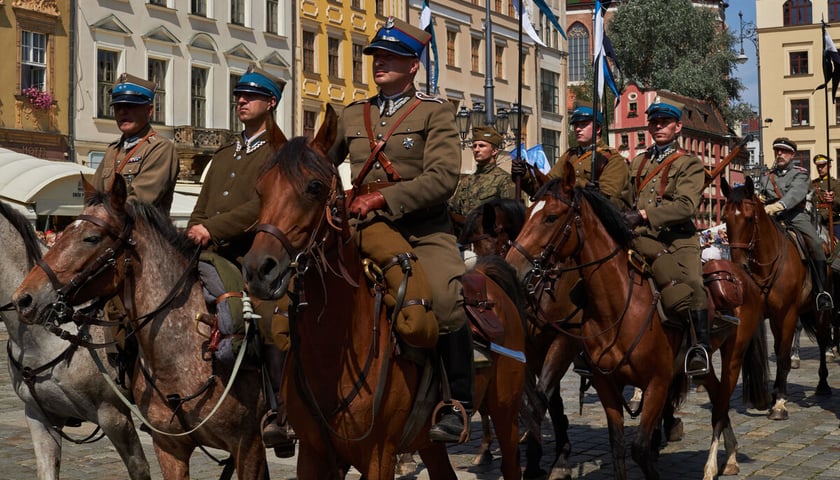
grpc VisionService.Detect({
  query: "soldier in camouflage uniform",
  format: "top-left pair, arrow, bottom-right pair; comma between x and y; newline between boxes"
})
512,103 -> 628,208
449,125 -> 516,235
623,101 -> 710,375
329,17 -> 473,443
759,138 -> 833,311
92,73 -> 179,215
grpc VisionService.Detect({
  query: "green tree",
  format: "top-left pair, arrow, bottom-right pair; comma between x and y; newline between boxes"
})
608,0 -> 745,127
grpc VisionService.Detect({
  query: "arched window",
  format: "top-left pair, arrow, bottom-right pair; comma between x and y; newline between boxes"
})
783,0 -> 812,26
568,23 -> 589,83
830,0 -> 840,22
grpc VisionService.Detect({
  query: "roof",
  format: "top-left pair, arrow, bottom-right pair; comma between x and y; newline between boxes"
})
0,148 -> 95,216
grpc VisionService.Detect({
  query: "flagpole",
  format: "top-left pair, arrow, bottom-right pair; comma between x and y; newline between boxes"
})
590,1 -> 602,188
514,0 -> 524,201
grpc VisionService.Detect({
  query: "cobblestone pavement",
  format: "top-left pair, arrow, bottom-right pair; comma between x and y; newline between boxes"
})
2,322 -> 840,479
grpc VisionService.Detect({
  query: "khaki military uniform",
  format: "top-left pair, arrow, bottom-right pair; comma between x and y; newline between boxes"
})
629,144 -> 706,311
188,133 -> 277,267
331,86 -> 466,332
549,142 -> 628,200
812,174 -> 840,225
449,162 -> 516,218
759,166 -> 826,262
93,124 -> 179,215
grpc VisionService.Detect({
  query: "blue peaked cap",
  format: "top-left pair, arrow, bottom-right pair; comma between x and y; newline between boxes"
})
234,67 -> 285,101
110,73 -> 155,105
570,106 -> 603,125
363,16 -> 431,58
646,102 -> 682,121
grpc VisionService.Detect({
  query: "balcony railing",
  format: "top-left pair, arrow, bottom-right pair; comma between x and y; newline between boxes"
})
174,126 -> 235,152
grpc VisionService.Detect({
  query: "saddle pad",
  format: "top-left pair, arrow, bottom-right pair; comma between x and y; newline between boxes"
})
462,271 -> 505,345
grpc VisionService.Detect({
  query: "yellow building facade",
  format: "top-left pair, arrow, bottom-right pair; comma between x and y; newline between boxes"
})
0,0 -> 71,161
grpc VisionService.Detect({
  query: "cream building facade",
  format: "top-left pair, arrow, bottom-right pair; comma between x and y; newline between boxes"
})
73,0 -> 293,183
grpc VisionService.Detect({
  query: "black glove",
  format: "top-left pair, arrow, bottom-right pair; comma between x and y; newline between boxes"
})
511,160 -> 528,178
622,210 -> 645,230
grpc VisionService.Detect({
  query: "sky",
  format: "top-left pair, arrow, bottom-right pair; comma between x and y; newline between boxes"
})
725,0 -> 759,109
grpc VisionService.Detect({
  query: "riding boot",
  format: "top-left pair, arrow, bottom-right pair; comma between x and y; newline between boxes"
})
261,344 -> 296,457
814,260 -> 834,311
429,324 -> 474,443
686,309 -> 710,376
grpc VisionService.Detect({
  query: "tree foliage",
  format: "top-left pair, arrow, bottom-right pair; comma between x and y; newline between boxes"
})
608,0 -> 745,127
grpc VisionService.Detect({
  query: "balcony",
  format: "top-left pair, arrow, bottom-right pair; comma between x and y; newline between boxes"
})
173,126 -> 235,153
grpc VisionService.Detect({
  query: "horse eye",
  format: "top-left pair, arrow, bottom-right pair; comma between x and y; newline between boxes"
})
545,214 -> 559,223
306,180 -> 325,196
83,234 -> 102,244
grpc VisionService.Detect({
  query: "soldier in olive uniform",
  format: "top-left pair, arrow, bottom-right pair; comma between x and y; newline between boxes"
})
186,66 -> 294,454
623,101 -> 710,375
92,73 -> 179,214
512,103 -> 629,208
811,154 -> 840,242
449,125 -> 516,234
329,17 -> 472,443
759,138 -> 833,311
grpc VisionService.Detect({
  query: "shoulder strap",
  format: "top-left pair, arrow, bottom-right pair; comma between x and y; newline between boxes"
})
636,150 -> 684,194
353,98 -> 422,188
769,173 -> 783,200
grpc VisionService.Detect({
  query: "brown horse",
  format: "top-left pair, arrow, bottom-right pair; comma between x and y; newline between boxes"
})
459,198 -> 526,258
12,177 -> 268,480
506,170 -> 771,480
721,176 -> 832,418
240,107 -> 526,479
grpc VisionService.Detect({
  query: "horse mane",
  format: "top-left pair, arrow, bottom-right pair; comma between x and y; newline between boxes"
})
486,198 -> 526,239
0,200 -> 43,269
472,255 -> 528,328
261,136 -> 338,194
576,186 -> 635,249
726,182 -> 751,202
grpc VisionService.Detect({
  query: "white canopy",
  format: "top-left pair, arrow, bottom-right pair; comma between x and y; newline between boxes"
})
0,148 -> 95,217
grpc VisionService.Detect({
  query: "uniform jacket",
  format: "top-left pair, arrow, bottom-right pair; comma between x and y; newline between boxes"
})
188,134 -> 277,264
449,162 -> 516,217
93,124 -> 179,214
759,165 -> 810,222
549,142 -> 629,200
629,144 -> 705,238
330,86 -> 461,235
811,175 -> 840,223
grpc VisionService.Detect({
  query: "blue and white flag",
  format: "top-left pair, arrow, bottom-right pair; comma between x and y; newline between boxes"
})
593,0 -> 620,101
532,0 -> 566,40
511,0 -> 546,47
509,143 -> 528,162
527,144 -> 551,174
419,0 -> 440,94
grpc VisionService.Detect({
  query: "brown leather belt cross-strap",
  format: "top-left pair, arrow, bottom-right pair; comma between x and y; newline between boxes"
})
351,99 -> 422,190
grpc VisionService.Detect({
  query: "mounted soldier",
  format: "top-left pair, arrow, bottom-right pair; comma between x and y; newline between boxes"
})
758,138 -> 833,311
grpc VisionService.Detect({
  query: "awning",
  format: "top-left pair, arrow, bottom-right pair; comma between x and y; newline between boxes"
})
0,147 -> 95,216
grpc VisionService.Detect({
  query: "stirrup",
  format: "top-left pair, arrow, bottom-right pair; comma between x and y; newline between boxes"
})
572,353 -> 593,378
684,346 -> 710,376
816,291 -> 834,311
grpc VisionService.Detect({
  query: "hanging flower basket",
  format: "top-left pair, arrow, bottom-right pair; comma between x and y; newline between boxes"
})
21,87 -> 54,111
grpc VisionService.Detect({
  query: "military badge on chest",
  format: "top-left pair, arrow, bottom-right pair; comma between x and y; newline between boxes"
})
403,137 -> 415,149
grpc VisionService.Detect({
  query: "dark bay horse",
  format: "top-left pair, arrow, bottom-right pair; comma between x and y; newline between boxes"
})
721,176 -> 832,419
12,178 -> 268,480
241,107 -> 526,479
459,198 -> 526,258
0,200 -> 150,480
506,171 -> 770,480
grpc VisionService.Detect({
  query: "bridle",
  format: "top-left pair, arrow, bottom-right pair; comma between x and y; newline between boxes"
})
725,196 -> 787,296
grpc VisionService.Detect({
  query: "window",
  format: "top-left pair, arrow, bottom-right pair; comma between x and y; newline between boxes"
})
835,102 -> 840,124
191,0 -> 207,15
783,0 -> 812,26
191,66 -> 208,128
97,49 -> 119,118
790,51 -> 808,75
541,129 -> 559,166
636,131 -> 646,146
231,0 -> 245,25
147,59 -> 167,124
149,0 -> 166,5
328,37 -> 340,78
540,69 -> 558,114
794,149 -> 811,170
303,31 -> 315,74
494,0 -> 502,13
230,74 -> 243,131
351,0 -> 362,8
620,134 -> 629,147
831,0 -> 840,22
375,0 -> 383,16
352,43 -> 364,83
471,38 -> 480,72
266,0 -> 278,33
303,110 -> 317,139
446,31 -> 456,66
21,31 -> 47,91
791,98 -> 810,126
495,45 -> 504,79
629,102 -> 638,117
568,23 -> 589,83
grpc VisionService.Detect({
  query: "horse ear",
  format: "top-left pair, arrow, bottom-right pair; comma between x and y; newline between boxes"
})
82,173 -> 97,204
109,174 -> 128,213
561,161 -> 576,195
313,104 -> 338,157
745,175 -> 754,196
721,177 -> 730,197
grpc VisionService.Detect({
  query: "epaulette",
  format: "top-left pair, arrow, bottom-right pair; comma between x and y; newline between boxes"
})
348,98 -> 372,107
794,165 -> 809,173
213,138 -> 238,155
415,91 -> 445,103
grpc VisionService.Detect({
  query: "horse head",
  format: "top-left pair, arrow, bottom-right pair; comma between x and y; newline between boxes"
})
13,174 -> 133,325
721,176 -> 764,268
243,105 -> 340,300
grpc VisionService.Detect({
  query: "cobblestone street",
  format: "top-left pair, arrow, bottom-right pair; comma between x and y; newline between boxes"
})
2,322 -> 840,479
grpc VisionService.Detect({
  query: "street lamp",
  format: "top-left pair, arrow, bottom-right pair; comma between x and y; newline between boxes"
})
736,11 -> 766,166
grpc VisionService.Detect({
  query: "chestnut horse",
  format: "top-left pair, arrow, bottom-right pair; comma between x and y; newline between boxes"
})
506,171 -> 770,480
12,177 -> 268,480
721,176 -> 833,418
241,107 -> 526,479
0,200 -> 150,480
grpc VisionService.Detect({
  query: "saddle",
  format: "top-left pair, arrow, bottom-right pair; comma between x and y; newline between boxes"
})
461,271 -> 505,346
702,260 -> 743,312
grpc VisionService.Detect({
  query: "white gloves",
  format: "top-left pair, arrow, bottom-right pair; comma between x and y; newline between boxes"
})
764,202 -> 785,215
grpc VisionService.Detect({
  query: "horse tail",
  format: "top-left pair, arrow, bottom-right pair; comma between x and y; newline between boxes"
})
667,372 -> 690,412
741,320 -> 772,410
520,371 -> 547,439
473,255 -> 528,331
798,310 -> 822,344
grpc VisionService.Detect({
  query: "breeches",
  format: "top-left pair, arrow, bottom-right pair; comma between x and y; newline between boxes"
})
787,214 -> 827,261
405,230 -> 467,333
